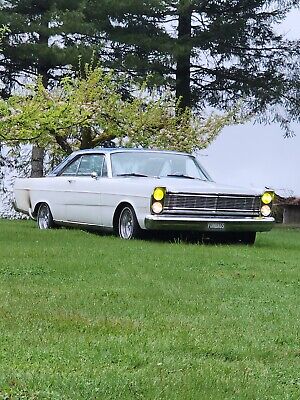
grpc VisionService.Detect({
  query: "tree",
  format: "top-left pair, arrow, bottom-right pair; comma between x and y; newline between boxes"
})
0,0 -> 99,94
0,66 -> 243,155
0,0 -> 100,176
85,0 -> 300,128
0,25 -> 8,45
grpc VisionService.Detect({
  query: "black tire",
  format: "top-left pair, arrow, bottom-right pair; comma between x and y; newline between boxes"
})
37,203 -> 55,230
118,206 -> 140,239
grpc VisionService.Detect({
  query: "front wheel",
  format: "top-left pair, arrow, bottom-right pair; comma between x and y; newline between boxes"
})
37,203 -> 55,229
118,206 -> 140,239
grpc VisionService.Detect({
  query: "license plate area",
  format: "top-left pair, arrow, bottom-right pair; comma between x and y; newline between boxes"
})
207,222 -> 225,230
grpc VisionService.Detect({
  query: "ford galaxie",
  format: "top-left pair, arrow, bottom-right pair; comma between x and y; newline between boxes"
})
14,148 -> 275,244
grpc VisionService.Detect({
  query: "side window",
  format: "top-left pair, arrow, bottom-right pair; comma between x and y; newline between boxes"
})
60,157 -> 81,176
60,154 -> 107,177
92,155 -> 107,177
77,155 -> 93,176
77,154 -> 106,177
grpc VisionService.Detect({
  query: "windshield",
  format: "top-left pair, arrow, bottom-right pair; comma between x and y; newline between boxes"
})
111,152 -> 210,180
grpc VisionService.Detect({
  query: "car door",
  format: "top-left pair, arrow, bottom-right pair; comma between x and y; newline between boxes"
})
59,153 -> 107,225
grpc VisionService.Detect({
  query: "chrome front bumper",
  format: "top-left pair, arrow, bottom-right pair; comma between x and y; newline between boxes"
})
144,215 -> 275,232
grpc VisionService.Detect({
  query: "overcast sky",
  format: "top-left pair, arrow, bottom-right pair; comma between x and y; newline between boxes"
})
199,9 -> 300,197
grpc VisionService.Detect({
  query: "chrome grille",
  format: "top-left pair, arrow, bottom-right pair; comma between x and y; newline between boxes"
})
164,193 -> 261,216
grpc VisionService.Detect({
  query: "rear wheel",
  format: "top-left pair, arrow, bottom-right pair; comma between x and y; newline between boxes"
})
37,203 -> 55,229
118,206 -> 140,239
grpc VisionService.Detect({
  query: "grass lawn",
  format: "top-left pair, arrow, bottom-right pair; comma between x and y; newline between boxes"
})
0,219 -> 300,399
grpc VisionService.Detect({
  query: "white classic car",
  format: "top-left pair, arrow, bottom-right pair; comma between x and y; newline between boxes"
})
14,148 -> 275,244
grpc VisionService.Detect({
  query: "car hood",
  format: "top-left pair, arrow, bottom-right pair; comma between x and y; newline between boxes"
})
118,176 -> 263,196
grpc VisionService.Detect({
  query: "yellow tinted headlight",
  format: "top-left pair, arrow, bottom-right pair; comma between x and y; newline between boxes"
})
262,192 -> 274,205
153,187 -> 165,201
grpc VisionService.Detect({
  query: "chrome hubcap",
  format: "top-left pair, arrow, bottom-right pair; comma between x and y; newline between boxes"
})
38,205 -> 50,229
119,208 -> 133,239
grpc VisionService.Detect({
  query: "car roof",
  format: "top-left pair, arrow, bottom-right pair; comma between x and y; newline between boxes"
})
73,148 -> 191,156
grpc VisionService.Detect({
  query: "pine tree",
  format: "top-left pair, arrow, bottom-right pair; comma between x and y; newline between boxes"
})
0,0 -> 99,176
86,0 -> 300,126
0,0 -> 98,96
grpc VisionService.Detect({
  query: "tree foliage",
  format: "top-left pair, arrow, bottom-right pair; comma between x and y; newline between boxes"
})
1,1 -> 298,132
0,0 -> 103,177
0,67 -> 243,154
0,25 -> 8,45
0,0 -> 98,96
86,0 -> 300,129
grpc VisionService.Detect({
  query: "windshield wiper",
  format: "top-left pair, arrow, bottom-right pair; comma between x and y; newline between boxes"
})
166,174 -> 197,180
117,173 -> 149,177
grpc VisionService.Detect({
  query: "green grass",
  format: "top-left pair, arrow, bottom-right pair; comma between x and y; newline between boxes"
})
0,219 -> 300,399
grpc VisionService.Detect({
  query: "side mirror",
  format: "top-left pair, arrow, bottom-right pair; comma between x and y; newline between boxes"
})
91,171 -> 98,180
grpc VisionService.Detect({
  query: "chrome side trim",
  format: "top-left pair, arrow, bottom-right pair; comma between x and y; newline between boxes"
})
53,219 -> 113,231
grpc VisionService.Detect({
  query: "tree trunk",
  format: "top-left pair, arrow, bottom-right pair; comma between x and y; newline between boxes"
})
30,14 -> 50,178
176,0 -> 192,111
30,146 -> 44,177
80,127 -> 93,149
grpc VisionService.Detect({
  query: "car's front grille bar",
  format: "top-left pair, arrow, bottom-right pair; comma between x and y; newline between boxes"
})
164,193 -> 261,216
